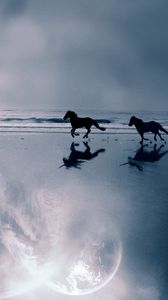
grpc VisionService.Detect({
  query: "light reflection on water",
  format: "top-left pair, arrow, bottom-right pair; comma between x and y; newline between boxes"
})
0,133 -> 168,300
0,134 -> 122,298
0,185 -> 122,297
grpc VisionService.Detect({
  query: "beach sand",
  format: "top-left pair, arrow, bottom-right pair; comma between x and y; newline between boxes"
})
0,132 -> 168,300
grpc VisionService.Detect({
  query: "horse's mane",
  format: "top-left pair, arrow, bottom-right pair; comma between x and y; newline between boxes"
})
136,117 -> 143,123
69,111 -> 78,117
132,116 -> 143,123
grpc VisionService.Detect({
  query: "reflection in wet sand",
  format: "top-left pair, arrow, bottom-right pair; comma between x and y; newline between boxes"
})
60,142 -> 105,169
121,143 -> 168,171
0,133 -> 167,300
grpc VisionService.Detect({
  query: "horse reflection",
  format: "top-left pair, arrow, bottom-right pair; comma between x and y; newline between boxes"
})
121,144 -> 168,171
60,142 -> 105,169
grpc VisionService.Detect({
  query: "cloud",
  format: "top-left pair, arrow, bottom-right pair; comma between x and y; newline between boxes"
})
0,0 -> 168,110
1,0 -> 27,17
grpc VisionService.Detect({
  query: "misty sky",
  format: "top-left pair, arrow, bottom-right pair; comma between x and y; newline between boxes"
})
0,0 -> 168,111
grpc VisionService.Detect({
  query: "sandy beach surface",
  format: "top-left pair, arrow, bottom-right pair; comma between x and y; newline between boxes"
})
0,132 -> 168,300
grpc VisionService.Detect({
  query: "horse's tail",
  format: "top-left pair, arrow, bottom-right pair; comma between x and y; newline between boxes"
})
93,120 -> 106,131
159,124 -> 168,134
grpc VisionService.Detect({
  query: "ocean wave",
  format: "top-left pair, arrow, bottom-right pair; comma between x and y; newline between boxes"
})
0,110 -> 168,134
0,117 -> 67,123
0,117 -> 111,125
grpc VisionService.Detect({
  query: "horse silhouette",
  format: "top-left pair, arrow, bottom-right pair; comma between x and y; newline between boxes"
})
59,142 -> 105,169
63,110 -> 106,138
129,115 -> 168,144
121,144 -> 168,171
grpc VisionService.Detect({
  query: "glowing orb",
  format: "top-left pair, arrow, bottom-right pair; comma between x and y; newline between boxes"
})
0,188 -> 122,297
47,232 -> 122,295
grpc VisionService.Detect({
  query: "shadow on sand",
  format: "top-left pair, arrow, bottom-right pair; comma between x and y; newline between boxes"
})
120,144 -> 168,171
59,142 -> 105,169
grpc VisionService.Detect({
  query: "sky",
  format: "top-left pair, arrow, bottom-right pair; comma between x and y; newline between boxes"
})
0,0 -> 168,111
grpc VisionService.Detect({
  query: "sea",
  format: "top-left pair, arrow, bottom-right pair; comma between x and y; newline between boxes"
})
0,109 -> 168,299
0,110 -> 168,134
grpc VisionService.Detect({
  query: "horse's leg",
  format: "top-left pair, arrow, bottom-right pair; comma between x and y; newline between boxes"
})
139,131 -> 148,142
139,133 -> 148,143
154,132 -> 157,141
158,131 -> 164,141
83,128 -> 91,139
139,133 -> 144,144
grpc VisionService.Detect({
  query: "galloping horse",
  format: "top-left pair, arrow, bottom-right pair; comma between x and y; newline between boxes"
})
129,115 -> 168,144
64,110 -> 106,138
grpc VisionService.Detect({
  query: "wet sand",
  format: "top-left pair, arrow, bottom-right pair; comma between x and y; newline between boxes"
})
0,132 -> 168,300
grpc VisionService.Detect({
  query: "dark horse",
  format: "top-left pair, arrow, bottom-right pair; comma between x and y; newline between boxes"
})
59,142 -> 105,169
64,111 -> 106,138
129,115 -> 168,144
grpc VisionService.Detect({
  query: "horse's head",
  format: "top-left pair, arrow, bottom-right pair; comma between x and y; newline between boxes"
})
62,157 -> 82,169
63,110 -> 76,120
129,116 -> 142,126
63,110 -> 71,120
62,157 -> 70,167
129,116 -> 137,126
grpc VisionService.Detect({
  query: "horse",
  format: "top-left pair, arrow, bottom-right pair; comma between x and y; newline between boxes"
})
63,110 -> 106,138
128,115 -> 168,144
